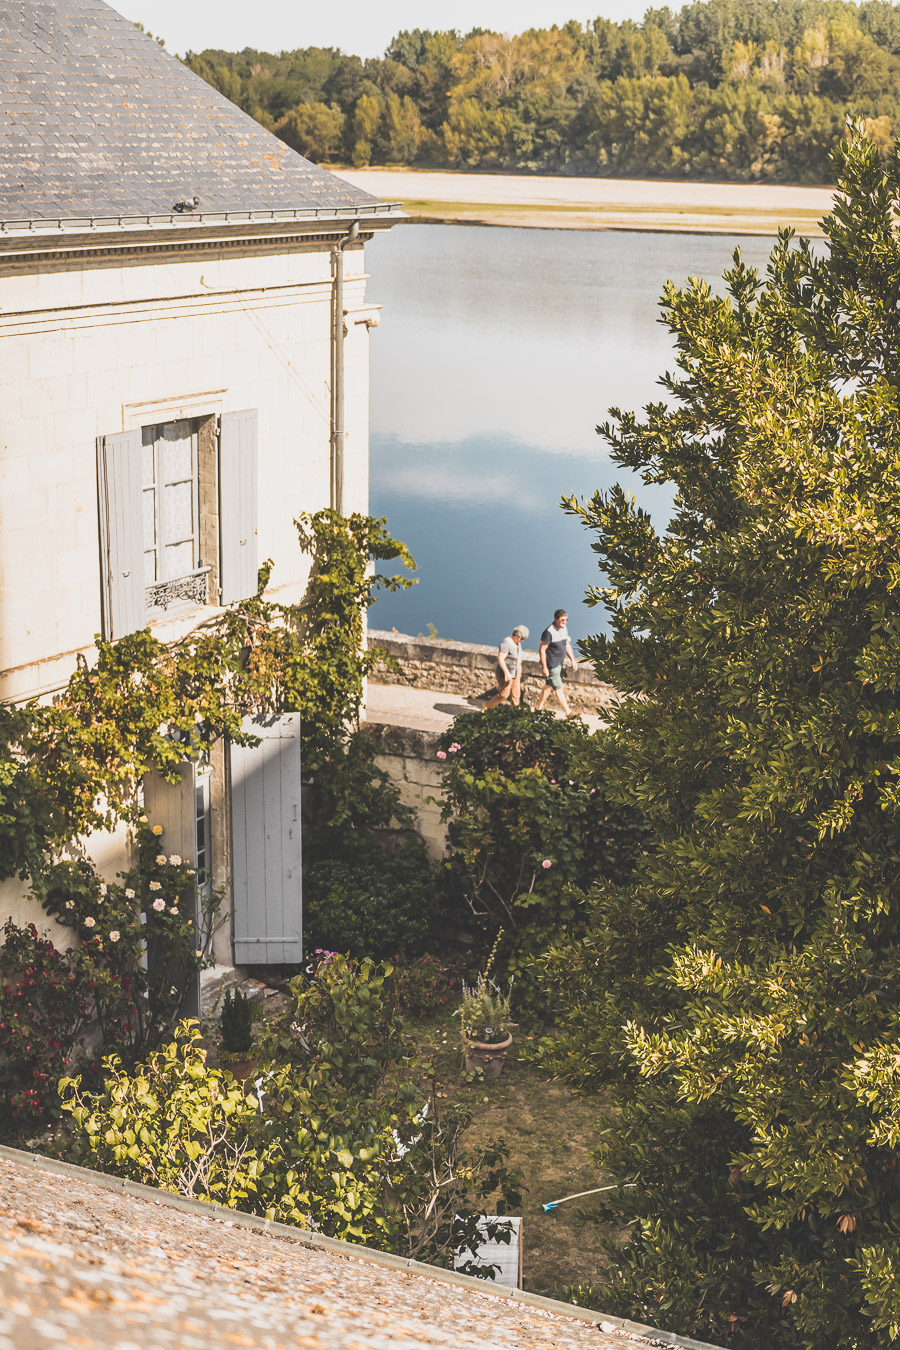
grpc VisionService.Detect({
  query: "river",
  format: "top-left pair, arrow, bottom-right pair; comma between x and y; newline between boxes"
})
367,223 -> 773,650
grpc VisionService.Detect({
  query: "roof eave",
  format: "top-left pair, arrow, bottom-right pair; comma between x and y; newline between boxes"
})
0,201 -> 406,239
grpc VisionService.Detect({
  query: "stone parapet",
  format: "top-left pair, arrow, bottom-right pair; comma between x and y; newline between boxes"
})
368,628 -> 617,714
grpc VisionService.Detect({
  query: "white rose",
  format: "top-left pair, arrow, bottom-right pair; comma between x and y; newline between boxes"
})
84,916 -> 95,928
168,855 -> 182,866
152,898 -> 166,912
149,881 -> 161,892
124,888 -> 135,900
169,907 -> 179,916
109,931 -> 120,942
155,854 -> 167,866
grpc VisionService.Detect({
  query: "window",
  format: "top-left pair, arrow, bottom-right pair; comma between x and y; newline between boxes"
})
141,419 -> 209,613
97,408 -> 258,641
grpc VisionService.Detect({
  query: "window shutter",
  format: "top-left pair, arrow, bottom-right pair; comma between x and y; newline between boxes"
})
219,409 -> 258,605
97,430 -> 144,639
231,714 -> 302,965
142,762 -> 201,1017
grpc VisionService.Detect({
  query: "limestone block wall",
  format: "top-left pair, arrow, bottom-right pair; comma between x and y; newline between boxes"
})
366,723 -> 447,861
0,236 -> 374,704
368,629 -> 618,715
0,227 -> 380,942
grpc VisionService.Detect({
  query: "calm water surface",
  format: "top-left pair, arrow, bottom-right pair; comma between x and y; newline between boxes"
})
367,224 -> 773,650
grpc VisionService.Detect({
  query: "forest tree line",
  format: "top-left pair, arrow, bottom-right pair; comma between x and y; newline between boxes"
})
184,0 -> 900,183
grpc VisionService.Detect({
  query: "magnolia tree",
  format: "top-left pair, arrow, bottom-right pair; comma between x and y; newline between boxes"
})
543,129 -> 900,1348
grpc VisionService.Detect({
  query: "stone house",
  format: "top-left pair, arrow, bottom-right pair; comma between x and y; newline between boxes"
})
0,0 -> 401,968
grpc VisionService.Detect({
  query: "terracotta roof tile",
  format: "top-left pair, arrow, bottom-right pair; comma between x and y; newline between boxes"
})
0,1150 -> 706,1350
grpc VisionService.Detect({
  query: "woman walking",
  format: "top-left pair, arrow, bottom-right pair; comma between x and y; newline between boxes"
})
484,625 -> 529,709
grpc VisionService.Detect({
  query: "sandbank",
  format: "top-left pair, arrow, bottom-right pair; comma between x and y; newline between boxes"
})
334,168 -> 834,237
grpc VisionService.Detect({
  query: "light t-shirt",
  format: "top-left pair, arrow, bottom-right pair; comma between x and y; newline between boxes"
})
498,635 -> 521,677
541,624 -> 569,669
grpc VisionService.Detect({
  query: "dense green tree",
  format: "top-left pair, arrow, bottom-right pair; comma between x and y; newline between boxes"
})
275,102 -> 345,163
183,2 -> 900,181
542,129 -> 900,1348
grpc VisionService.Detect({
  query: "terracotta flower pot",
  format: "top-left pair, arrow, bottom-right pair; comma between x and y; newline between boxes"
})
225,1057 -> 257,1082
464,1031 -> 512,1080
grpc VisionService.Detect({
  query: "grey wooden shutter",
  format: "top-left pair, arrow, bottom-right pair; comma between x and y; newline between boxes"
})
97,430 -> 144,639
231,714 -> 302,965
142,762 -> 201,1017
219,409 -> 258,605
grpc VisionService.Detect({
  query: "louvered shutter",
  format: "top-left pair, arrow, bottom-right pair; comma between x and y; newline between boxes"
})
142,763 -> 201,1017
231,714 -> 302,965
97,430 -> 144,639
219,409 -> 258,605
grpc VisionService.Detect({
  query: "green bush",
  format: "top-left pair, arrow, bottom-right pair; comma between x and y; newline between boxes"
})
220,990 -> 254,1054
0,825 -> 208,1142
437,705 -> 647,997
61,955 -> 522,1266
393,953 -> 467,1021
304,841 -> 438,958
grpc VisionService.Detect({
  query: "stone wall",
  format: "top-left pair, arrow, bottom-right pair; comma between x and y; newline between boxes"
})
366,723 -> 447,861
368,629 -> 617,715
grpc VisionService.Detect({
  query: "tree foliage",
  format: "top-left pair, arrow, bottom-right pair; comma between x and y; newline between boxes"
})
541,128 -> 900,1348
187,2 -> 900,181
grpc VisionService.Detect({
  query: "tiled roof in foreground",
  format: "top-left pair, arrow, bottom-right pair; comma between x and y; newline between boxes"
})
0,1147 -> 724,1350
0,0 -> 387,222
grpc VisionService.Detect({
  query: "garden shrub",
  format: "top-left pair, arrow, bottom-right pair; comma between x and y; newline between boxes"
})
0,824 -> 208,1143
0,920 -> 94,1136
304,840 -> 437,958
62,954 -> 522,1266
220,989 -> 254,1054
437,705 -> 647,999
393,953 -> 467,1021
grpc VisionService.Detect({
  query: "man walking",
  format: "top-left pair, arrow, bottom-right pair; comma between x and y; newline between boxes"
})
536,609 -> 578,716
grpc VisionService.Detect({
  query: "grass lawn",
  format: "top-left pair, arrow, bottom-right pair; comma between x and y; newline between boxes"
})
407,1015 -> 617,1298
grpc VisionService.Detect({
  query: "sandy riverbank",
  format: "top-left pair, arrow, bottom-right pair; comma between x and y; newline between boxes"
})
335,167 -> 834,237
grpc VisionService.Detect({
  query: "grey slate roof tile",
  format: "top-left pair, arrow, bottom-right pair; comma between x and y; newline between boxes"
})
0,0 -> 384,222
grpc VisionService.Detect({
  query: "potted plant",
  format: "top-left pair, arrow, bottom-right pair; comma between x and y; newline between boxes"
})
458,934 -> 514,1080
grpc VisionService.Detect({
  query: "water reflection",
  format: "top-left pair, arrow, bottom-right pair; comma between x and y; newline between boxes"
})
368,224 -> 774,647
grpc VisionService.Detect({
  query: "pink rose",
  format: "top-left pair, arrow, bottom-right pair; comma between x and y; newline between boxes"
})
436,750 -> 447,760
542,859 -> 552,869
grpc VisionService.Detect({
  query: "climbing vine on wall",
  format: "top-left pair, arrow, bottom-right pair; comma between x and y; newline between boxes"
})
0,509 -> 416,890
0,511 -> 416,1141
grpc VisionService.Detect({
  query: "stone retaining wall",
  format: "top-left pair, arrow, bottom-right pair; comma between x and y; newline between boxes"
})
365,722 -> 447,861
367,629 -> 617,714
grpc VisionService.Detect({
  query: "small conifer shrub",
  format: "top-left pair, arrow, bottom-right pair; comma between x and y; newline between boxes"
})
220,989 -> 253,1054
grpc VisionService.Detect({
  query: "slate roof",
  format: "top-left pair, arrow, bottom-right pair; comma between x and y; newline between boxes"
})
0,1148 -> 722,1350
0,0 -> 390,225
